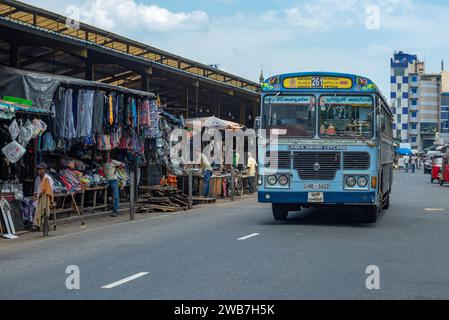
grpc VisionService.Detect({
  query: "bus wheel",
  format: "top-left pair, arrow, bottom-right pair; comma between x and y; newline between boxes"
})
364,206 -> 378,223
382,193 -> 390,210
272,204 -> 289,221
440,179 -> 445,186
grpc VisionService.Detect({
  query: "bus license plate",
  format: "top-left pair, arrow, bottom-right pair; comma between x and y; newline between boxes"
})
308,192 -> 324,203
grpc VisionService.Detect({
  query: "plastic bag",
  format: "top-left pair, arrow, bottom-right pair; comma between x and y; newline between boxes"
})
32,118 -> 47,137
18,120 -> 34,146
2,141 -> 26,164
9,120 -> 20,141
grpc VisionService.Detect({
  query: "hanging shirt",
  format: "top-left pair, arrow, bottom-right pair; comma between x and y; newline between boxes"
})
108,94 -> 114,125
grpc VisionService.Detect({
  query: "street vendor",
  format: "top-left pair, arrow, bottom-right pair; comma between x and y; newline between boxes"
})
103,152 -> 124,217
200,152 -> 213,198
33,163 -> 54,231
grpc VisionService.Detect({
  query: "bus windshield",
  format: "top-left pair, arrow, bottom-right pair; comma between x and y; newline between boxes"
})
319,95 -> 374,139
262,95 -> 316,137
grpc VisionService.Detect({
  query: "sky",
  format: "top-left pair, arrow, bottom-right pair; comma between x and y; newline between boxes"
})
20,0 -> 449,95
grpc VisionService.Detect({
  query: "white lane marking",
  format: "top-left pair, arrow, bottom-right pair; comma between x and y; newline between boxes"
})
424,208 -> 445,212
101,272 -> 149,289
237,233 -> 260,241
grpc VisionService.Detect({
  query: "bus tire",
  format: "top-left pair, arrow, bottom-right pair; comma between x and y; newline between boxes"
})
272,204 -> 289,221
382,193 -> 390,210
440,179 -> 445,186
364,206 -> 378,223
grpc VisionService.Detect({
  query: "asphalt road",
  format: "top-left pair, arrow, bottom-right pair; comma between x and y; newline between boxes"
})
1,170 -> 449,300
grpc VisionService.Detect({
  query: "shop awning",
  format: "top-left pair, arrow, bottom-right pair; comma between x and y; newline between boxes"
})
185,116 -> 244,130
0,65 -> 155,110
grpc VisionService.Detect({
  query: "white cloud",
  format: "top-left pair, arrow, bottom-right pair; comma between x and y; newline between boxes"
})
75,0 -> 208,32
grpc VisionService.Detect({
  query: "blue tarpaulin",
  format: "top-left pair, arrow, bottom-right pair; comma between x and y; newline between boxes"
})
396,148 -> 413,156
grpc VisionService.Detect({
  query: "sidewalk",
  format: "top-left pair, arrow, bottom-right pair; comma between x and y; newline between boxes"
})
0,193 -> 257,250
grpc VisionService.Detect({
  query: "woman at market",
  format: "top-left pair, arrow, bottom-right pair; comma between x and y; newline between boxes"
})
33,163 -> 54,231
103,152 -> 124,217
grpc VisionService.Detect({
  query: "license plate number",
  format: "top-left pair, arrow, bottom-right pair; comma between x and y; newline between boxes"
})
308,192 -> 324,203
304,184 -> 330,190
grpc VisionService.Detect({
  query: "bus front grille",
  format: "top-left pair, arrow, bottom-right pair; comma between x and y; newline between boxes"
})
265,151 -> 291,169
343,152 -> 370,170
293,152 -> 341,180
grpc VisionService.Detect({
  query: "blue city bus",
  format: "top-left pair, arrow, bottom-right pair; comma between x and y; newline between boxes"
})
257,72 -> 394,223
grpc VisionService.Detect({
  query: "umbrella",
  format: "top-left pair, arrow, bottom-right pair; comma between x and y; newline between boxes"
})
396,148 -> 412,156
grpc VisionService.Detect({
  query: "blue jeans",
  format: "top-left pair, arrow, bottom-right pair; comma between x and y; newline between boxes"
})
203,170 -> 213,197
109,179 -> 120,212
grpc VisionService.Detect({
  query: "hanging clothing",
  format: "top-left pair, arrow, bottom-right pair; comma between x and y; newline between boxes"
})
108,93 -> 114,126
117,94 -> 125,126
131,97 -> 138,128
61,89 -> 76,139
139,99 -> 150,126
92,91 -> 104,134
72,90 -> 79,132
53,86 -> 65,139
76,90 -> 94,137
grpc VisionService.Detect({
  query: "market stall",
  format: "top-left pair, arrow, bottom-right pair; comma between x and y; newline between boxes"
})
0,66 -> 186,238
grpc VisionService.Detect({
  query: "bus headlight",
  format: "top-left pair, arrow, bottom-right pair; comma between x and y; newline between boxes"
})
278,175 -> 289,186
267,175 -> 278,185
346,176 -> 357,187
257,175 -> 263,185
357,176 -> 368,188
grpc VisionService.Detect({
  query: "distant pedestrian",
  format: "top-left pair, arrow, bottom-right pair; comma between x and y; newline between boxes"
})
410,155 -> 417,173
403,155 -> 410,173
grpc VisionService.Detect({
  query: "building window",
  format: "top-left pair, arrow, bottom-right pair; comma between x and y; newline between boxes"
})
411,123 -> 417,130
397,84 -> 402,92
411,137 -> 417,143
412,76 -> 418,82
402,108 -> 409,115
397,115 -> 401,123
394,68 -> 406,76
402,123 -> 408,130
412,100 -> 417,106
391,76 -> 396,84
403,76 -> 409,83
391,92 -> 397,99
403,92 -> 409,99
412,87 -> 417,94
411,111 -> 417,118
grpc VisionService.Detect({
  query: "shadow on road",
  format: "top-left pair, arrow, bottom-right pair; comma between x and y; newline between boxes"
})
262,207 -> 385,228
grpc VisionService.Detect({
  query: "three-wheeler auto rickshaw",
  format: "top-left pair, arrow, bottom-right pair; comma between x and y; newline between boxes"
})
431,154 -> 443,183
440,154 -> 449,186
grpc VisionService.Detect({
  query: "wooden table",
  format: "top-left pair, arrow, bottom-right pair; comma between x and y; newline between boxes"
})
82,186 -> 108,214
51,191 -> 84,230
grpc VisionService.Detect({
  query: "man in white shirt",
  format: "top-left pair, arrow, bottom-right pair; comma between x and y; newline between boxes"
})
403,155 -> 410,173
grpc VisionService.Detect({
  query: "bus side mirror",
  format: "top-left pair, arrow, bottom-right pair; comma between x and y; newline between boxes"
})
254,116 -> 261,134
377,115 -> 386,132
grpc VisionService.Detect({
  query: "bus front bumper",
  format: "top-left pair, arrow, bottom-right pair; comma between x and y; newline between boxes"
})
258,191 -> 376,205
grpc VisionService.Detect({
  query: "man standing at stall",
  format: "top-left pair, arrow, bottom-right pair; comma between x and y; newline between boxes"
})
33,163 -> 54,231
247,152 -> 258,194
103,152 -> 124,217
200,152 -> 213,198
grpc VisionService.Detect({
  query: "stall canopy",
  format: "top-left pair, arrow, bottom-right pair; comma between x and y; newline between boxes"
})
0,65 -> 155,110
185,116 -> 244,130
396,148 -> 413,156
